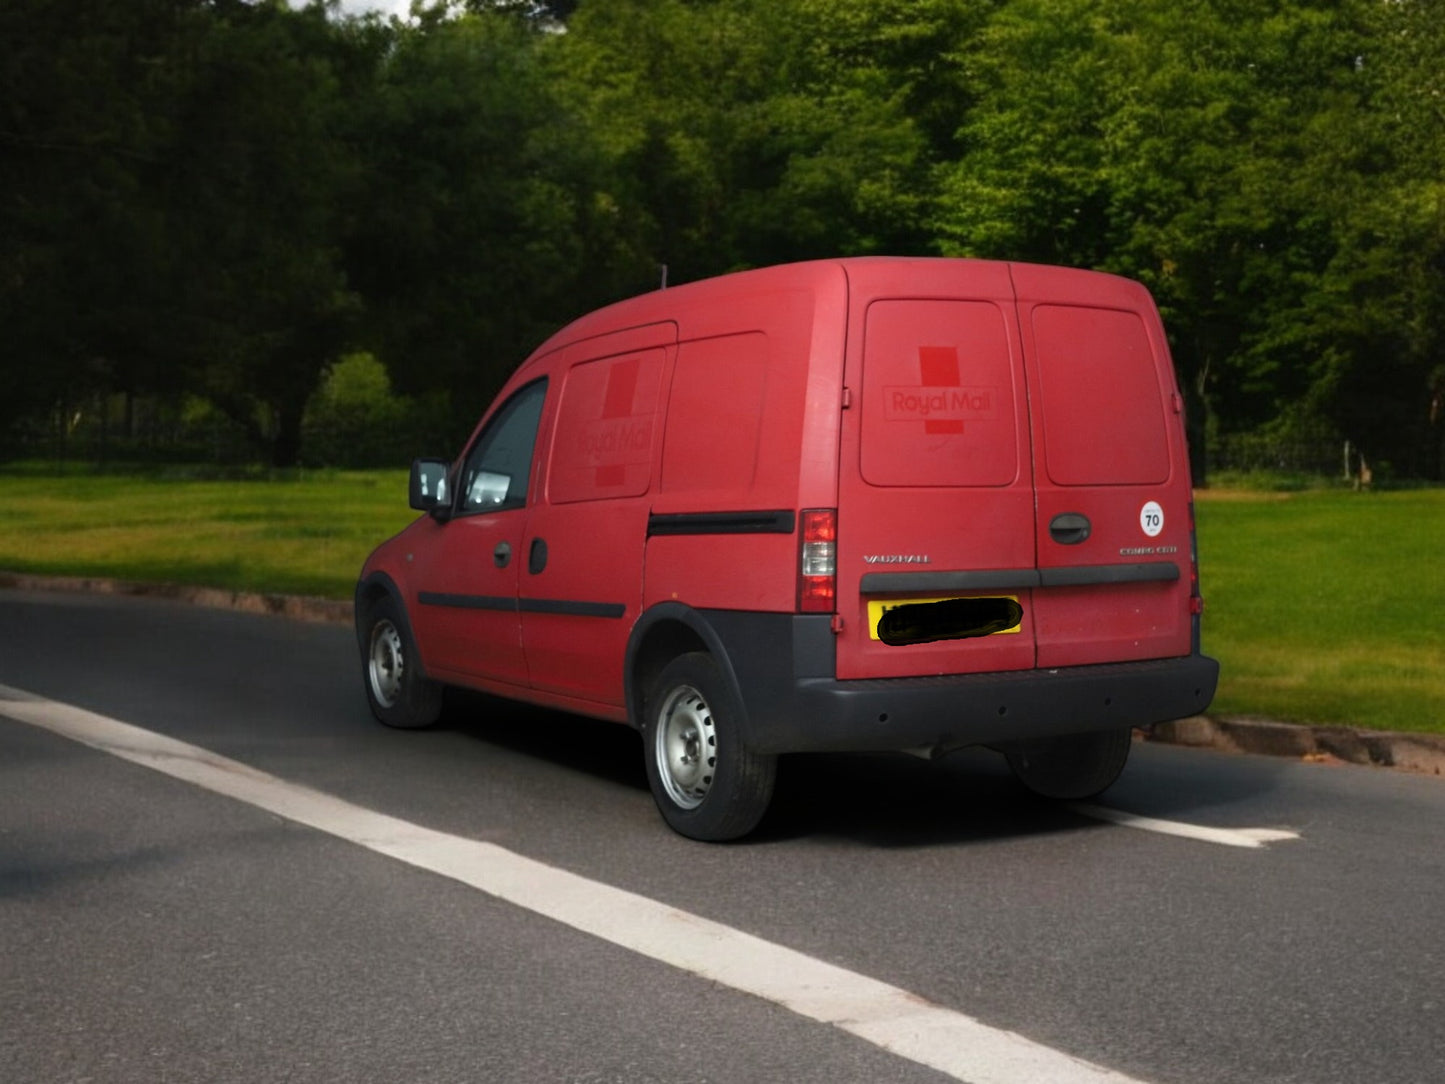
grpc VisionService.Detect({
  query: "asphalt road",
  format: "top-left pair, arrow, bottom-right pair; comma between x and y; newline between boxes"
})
2,589 -> 1441,1084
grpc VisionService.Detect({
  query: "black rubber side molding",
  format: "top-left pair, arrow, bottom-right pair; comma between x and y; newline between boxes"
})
648,510 -> 796,537
419,592 -> 625,618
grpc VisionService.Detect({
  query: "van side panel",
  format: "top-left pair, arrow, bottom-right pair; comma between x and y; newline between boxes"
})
520,325 -> 676,707
660,333 -> 768,494
643,266 -> 848,614
644,534 -> 797,613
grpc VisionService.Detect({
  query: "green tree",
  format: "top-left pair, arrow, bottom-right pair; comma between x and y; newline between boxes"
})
1,0 -> 383,466
5,0 -> 1441,477
934,0 -> 1379,478
1286,0 -> 1445,478
347,7 -> 648,440
160,0 -> 379,466
555,0 -> 938,283
301,352 -> 434,467
0,0 -> 211,442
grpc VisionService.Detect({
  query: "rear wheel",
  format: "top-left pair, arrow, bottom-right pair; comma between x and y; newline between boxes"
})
1004,729 -> 1132,800
642,653 -> 776,841
358,594 -> 443,729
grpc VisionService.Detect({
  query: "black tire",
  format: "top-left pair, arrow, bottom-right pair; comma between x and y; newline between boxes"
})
642,652 -> 776,841
1004,729 -> 1133,800
358,593 -> 443,730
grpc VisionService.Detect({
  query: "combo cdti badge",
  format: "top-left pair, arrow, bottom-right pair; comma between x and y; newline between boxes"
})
355,257 -> 1220,840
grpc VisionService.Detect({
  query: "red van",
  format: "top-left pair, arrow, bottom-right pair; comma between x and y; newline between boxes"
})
356,258 -> 1218,840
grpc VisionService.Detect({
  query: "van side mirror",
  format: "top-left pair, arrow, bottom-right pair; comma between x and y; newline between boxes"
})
409,458 -> 452,515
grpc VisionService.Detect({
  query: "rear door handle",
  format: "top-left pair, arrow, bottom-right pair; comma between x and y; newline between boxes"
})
528,538 -> 548,575
1049,512 -> 1091,545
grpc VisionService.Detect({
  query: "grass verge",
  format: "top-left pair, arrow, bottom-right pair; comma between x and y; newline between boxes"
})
0,467 -> 1441,734
1195,487 -> 1445,734
0,468 -> 414,599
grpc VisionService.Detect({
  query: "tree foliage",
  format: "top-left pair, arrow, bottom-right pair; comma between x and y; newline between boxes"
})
1,0 -> 1441,476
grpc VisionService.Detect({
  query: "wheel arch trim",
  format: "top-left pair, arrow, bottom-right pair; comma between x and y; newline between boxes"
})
623,602 -> 750,739
355,572 -> 434,682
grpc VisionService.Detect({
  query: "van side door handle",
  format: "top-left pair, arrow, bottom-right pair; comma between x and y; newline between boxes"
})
528,538 -> 548,575
1049,512 -> 1091,545
493,541 -> 511,568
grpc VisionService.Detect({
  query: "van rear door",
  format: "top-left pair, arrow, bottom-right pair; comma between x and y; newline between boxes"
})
1012,263 -> 1193,667
834,261 -> 1038,680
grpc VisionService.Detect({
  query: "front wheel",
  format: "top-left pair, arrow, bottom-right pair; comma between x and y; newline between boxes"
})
358,594 -> 443,730
642,653 -> 776,841
1004,729 -> 1133,800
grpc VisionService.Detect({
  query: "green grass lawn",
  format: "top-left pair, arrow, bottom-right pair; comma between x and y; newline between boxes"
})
0,467 -> 1441,733
1196,488 -> 1445,734
0,467 -> 415,599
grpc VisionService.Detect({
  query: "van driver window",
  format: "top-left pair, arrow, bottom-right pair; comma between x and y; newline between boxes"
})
459,379 -> 547,513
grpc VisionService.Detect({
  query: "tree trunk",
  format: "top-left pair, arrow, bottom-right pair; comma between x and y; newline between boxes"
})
270,400 -> 305,468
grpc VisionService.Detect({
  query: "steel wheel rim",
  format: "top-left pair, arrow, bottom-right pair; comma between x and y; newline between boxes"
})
368,619 -> 405,708
655,683 -> 717,810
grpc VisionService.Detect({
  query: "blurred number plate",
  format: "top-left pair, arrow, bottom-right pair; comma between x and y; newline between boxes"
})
867,596 -> 1023,641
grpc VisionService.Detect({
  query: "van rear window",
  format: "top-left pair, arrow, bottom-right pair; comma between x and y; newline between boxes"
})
1031,306 -> 1170,487
860,300 -> 1020,488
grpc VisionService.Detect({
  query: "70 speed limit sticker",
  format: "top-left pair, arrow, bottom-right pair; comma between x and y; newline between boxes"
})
1139,500 -> 1165,538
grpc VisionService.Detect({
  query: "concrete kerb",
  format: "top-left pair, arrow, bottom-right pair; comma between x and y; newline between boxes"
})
4,569 -> 1443,778
0,571 -> 352,626
1147,716 -> 1445,778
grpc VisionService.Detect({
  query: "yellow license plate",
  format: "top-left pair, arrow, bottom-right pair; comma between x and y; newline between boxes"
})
867,596 -> 1023,641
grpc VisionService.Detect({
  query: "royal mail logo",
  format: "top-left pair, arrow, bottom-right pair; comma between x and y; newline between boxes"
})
875,344 -> 997,435
575,419 -> 652,465
594,354 -> 646,486
882,386 -> 995,422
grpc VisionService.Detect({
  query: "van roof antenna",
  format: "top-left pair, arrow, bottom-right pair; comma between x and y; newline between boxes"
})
659,263 -> 668,290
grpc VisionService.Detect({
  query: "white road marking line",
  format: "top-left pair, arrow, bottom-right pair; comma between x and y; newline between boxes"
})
1,684 -> 1155,1084
1068,803 -> 1300,849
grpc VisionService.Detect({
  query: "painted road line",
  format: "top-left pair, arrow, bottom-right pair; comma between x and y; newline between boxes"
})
1069,803 -> 1300,849
1,683 -> 1151,1084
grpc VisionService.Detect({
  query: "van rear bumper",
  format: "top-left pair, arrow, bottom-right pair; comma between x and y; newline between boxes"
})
701,611 -> 1219,755
765,656 -> 1219,754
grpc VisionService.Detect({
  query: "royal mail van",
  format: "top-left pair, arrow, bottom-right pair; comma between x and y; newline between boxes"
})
356,257 -> 1218,840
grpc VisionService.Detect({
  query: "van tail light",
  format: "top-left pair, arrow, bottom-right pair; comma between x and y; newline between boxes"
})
798,508 -> 837,613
